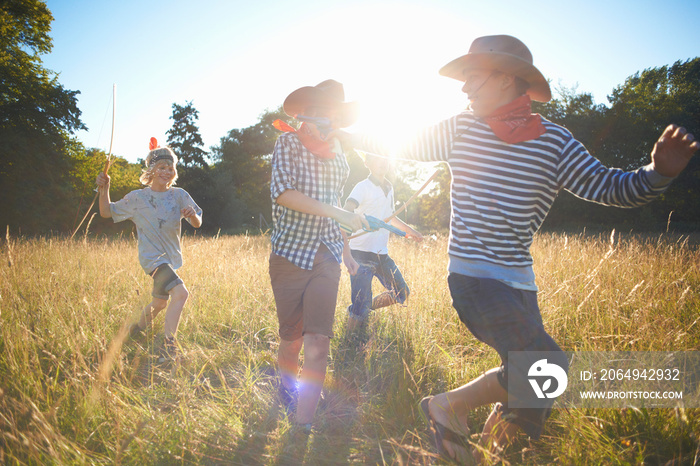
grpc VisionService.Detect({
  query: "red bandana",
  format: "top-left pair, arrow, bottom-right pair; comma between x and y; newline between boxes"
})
272,119 -> 335,159
483,95 -> 545,144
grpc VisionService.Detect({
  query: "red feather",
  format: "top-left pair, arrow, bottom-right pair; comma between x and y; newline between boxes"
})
149,137 -> 159,150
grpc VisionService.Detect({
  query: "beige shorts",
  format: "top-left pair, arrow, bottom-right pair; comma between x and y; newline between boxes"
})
269,244 -> 341,340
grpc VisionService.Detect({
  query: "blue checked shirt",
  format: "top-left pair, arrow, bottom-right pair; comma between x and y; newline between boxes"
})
270,132 -> 349,270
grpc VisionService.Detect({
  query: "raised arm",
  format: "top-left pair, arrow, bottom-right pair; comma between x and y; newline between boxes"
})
95,172 -> 112,218
331,115 -> 459,163
651,124 -> 699,178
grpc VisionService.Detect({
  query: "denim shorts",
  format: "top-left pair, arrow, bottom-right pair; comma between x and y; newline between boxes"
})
447,272 -> 568,440
151,263 -> 183,300
347,250 -> 409,321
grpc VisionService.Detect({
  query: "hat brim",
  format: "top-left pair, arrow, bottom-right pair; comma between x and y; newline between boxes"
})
283,87 -> 359,127
439,53 -> 552,102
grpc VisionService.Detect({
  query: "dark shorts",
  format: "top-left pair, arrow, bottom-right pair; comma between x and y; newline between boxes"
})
269,244 -> 341,340
150,263 -> 183,300
448,273 -> 568,440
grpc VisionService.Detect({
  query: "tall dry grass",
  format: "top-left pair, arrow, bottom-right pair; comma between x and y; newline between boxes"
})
0,230 -> 698,464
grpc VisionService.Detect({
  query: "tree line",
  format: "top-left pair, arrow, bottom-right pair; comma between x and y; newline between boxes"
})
2,1 -> 698,237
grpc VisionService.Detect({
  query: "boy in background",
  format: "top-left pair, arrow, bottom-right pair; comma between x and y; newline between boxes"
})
344,152 -> 422,334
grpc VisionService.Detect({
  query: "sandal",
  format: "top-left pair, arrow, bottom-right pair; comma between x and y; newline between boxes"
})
419,396 -> 473,463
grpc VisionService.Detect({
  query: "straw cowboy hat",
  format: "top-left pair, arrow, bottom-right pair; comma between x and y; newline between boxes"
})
439,35 -> 552,102
283,79 -> 359,127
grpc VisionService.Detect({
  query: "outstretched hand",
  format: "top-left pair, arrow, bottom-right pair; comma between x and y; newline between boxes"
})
651,124 -> 699,178
336,209 -> 369,233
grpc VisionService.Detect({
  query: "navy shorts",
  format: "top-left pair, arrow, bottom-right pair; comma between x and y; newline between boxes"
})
448,273 -> 567,439
150,263 -> 183,300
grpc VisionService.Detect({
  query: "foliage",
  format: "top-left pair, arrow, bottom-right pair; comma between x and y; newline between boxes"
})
0,0 -> 81,133
535,60 -> 700,231
71,150 -> 141,200
166,101 -> 208,169
535,85 -> 608,151
1,232 -> 699,464
71,151 -> 143,236
601,58 -> 700,226
197,107 -> 288,231
3,0 -> 699,235
0,0 -> 86,235
407,165 -> 451,231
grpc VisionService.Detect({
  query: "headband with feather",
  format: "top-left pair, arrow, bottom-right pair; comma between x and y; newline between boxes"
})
147,137 -> 175,167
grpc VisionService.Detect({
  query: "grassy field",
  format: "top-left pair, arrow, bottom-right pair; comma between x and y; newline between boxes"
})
1,229 -> 699,465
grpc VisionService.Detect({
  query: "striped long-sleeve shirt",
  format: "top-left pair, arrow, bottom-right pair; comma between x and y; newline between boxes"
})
353,111 -> 673,289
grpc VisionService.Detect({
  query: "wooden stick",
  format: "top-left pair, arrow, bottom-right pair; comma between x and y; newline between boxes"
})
71,85 -> 116,239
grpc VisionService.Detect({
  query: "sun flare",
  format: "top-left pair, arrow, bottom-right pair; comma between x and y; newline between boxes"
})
281,3 -> 472,152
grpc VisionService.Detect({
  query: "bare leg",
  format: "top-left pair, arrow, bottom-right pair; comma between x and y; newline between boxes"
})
138,297 -> 168,330
428,368 -> 510,461
278,336 -> 303,390
162,284 -> 189,339
371,290 -> 398,310
294,333 -> 330,425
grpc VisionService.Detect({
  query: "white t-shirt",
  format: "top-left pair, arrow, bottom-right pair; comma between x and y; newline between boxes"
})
110,186 -> 201,274
347,177 -> 394,254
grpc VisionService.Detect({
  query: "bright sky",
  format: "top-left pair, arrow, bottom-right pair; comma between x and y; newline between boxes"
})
44,0 -> 700,163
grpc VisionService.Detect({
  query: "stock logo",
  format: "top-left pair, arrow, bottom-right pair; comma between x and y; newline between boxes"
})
528,359 -> 568,399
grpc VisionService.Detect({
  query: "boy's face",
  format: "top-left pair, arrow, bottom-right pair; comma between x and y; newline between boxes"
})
365,155 -> 390,179
461,68 -> 509,117
305,106 -> 341,129
152,161 -> 177,188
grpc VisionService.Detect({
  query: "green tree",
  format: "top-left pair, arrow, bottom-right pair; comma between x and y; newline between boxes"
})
205,107 -> 287,231
0,0 -> 85,234
539,60 -> 700,230
601,59 -> 700,227
70,150 -> 143,235
410,165 -> 451,231
166,101 -> 208,169
535,85 -> 608,151
71,150 -> 139,199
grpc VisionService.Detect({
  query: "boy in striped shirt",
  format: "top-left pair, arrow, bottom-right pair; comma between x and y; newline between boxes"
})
344,35 -> 698,462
